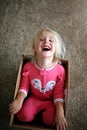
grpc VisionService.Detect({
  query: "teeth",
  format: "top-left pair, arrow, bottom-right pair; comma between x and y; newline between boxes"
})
42,45 -> 51,51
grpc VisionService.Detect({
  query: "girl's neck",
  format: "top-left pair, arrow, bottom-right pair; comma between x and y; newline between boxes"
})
36,57 -> 55,69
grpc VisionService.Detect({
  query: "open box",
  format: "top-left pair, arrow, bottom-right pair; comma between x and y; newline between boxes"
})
9,55 -> 69,130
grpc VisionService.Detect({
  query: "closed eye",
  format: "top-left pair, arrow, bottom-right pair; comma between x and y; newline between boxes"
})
49,40 -> 54,42
39,38 -> 45,41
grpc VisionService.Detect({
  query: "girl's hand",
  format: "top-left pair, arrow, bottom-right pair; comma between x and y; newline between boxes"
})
55,112 -> 68,130
9,91 -> 26,114
9,99 -> 22,114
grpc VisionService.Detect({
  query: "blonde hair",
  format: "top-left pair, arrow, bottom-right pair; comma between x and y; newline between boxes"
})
29,28 -> 66,61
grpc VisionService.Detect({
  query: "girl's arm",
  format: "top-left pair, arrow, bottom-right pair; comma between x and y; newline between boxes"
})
55,102 -> 68,130
9,62 -> 30,114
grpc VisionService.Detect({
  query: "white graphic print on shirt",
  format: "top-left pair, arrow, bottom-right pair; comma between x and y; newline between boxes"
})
31,78 -> 56,93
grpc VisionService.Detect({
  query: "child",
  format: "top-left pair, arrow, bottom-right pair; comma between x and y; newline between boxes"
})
9,28 -> 68,130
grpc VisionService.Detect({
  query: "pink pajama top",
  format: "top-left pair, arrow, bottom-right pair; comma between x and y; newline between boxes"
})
19,62 -> 65,103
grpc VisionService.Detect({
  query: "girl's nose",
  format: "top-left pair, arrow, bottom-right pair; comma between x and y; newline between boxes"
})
44,39 -> 49,43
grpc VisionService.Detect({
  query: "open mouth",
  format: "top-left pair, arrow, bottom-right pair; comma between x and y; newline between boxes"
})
42,46 -> 51,51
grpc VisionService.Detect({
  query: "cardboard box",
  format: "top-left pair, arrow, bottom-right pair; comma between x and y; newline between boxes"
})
9,55 -> 69,130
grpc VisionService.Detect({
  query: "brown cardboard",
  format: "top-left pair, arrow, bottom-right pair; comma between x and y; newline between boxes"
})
9,55 -> 69,130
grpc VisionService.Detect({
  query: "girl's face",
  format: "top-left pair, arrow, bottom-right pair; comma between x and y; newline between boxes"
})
33,31 -> 56,59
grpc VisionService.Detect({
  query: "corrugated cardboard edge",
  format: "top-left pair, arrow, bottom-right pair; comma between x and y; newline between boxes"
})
9,56 -> 23,126
64,59 -> 70,117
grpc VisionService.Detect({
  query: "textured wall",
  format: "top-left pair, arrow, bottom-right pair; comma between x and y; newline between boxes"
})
0,0 -> 87,130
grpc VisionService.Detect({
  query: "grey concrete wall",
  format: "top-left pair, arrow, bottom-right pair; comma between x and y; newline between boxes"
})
0,0 -> 87,130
